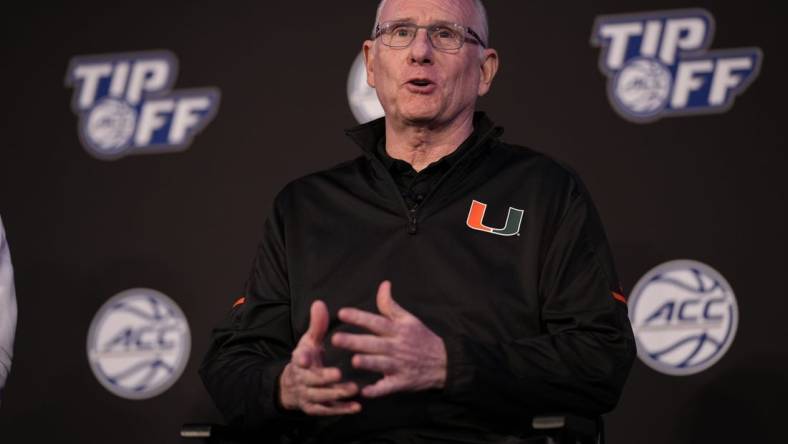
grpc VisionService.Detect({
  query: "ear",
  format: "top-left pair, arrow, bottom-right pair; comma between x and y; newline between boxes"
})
477,48 -> 499,97
363,40 -> 376,88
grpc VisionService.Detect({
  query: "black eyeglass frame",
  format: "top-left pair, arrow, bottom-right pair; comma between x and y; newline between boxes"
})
373,21 -> 488,50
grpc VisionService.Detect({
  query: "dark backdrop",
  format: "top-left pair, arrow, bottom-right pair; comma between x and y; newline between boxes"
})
0,1 -> 785,443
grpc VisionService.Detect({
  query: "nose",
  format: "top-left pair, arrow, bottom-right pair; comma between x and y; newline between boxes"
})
408,28 -> 433,65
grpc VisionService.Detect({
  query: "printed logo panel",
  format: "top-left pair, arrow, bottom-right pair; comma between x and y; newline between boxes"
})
629,260 -> 738,376
87,288 -> 191,400
347,51 -> 384,124
65,50 -> 220,160
591,9 -> 762,123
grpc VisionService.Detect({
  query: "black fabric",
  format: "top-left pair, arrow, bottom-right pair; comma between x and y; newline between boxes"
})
375,121 -> 480,211
199,112 -> 636,443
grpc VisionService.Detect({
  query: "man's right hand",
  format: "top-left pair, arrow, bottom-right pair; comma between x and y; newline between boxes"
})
278,300 -> 362,415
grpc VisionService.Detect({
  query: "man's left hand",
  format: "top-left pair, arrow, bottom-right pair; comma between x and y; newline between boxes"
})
331,280 -> 447,398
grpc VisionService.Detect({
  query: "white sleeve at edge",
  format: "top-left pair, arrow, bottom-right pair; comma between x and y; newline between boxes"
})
0,216 -> 18,393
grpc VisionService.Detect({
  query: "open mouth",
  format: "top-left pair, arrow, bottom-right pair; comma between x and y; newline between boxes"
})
405,78 -> 436,93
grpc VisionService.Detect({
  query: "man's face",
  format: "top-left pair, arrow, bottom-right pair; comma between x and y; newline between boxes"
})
363,0 -> 498,128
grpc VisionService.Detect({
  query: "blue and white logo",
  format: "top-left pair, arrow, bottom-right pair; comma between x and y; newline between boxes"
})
65,50 -> 220,160
87,288 -> 191,400
347,51 -> 384,124
629,260 -> 738,376
591,9 -> 762,123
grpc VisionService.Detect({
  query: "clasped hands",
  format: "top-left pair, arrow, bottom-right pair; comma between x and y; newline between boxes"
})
278,280 -> 447,415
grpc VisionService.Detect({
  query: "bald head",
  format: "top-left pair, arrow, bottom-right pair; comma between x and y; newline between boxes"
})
362,0 -> 500,132
372,0 -> 489,46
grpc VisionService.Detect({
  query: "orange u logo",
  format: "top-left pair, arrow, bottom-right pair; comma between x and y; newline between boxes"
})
466,200 -> 524,236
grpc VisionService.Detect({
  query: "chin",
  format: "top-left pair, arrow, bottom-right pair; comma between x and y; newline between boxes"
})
394,97 -> 442,122
398,107 -> 442,125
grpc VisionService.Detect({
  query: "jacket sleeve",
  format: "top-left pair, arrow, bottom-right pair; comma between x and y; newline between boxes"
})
441,177 -> 636,420
199,189 -> 304,430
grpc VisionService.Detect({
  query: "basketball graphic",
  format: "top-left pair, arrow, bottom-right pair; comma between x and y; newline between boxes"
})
629,260 -> 738,376
87,288 -> 190,400
347,51 -> 385,124
84,98 -> 137,154
592,9 -> 762,123
613,57 -> 672,116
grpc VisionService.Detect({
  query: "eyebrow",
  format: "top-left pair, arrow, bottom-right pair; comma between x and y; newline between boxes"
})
382,18 -> 459,26
384,17 -> 415,23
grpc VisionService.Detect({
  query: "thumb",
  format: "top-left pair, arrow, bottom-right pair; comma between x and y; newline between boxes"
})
306,299 -> 329,345
376,280 -> 407,319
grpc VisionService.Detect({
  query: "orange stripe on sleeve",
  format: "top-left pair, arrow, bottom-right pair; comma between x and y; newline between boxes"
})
232,296 -> 246,309
612,291 -> 627,304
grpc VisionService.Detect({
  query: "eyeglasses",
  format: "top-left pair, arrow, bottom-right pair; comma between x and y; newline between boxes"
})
373,21 -> 487,51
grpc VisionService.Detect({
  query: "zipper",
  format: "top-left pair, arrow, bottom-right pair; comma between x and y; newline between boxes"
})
365,124 -> 500,236
407,206 -> 418,234
366,154 -> 420,234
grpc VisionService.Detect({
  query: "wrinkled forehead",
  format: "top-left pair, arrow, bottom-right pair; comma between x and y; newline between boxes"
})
379,0 -> 477,27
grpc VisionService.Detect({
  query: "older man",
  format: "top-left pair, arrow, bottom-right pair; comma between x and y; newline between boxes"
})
201,0 -> 635,442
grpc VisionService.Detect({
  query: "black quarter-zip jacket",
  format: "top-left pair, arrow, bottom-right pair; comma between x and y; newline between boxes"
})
200,112 -> 636,443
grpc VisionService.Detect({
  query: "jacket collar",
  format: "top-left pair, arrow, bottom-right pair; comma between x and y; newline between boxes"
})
344,112 -> 504,214
344,111 -> 502,160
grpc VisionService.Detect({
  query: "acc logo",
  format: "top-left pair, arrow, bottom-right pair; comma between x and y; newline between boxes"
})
347,51 -> 384,124
466,200 -> 524,237
591,9 -> 762,123
65,50 -> 220,160
629,260 -> 738,376
87,288 -> 191,400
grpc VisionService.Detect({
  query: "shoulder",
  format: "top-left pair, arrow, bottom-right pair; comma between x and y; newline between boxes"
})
286,156 -> 366,191
491,141 -> 586,197
271,156 -> 368,209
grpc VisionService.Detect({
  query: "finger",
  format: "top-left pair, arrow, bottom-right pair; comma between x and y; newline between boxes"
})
292,342 -> 324,368
298,367 -> 343,386
331,332 -> 388,354
292,348 -> 312,368
352,354 -> 397,374
361,377 -> 398,398
302,400 -> 362,416
376,280 -> 409,320
306,300 -> 330,344
338,307 -> 393,336
304,382 -> 359,403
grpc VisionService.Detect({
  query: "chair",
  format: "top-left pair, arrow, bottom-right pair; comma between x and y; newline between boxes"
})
531,415 -> 603,444
181,414 -> 602,443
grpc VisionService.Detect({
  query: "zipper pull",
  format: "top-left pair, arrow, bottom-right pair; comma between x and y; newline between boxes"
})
408,207 -> 418,235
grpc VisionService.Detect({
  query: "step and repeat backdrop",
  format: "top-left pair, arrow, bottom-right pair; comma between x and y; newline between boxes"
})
0,1 -> 785,443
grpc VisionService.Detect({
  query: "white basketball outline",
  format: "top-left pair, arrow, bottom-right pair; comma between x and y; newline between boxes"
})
86,288 -> 191,400
629,259 -> 738,376
611,57 -> 672,118
346,51 -> 385,124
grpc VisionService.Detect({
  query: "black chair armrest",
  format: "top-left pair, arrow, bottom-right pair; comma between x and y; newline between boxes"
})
181,423 -> 255,443
181,423 -> 213,439
182,414 -> 603,444
532,414 -> 602,444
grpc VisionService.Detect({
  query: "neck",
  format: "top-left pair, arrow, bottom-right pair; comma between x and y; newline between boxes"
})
384,110 -> 475,172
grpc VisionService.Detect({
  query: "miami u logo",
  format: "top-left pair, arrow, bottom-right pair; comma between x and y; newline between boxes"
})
466,199 -> 524,236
